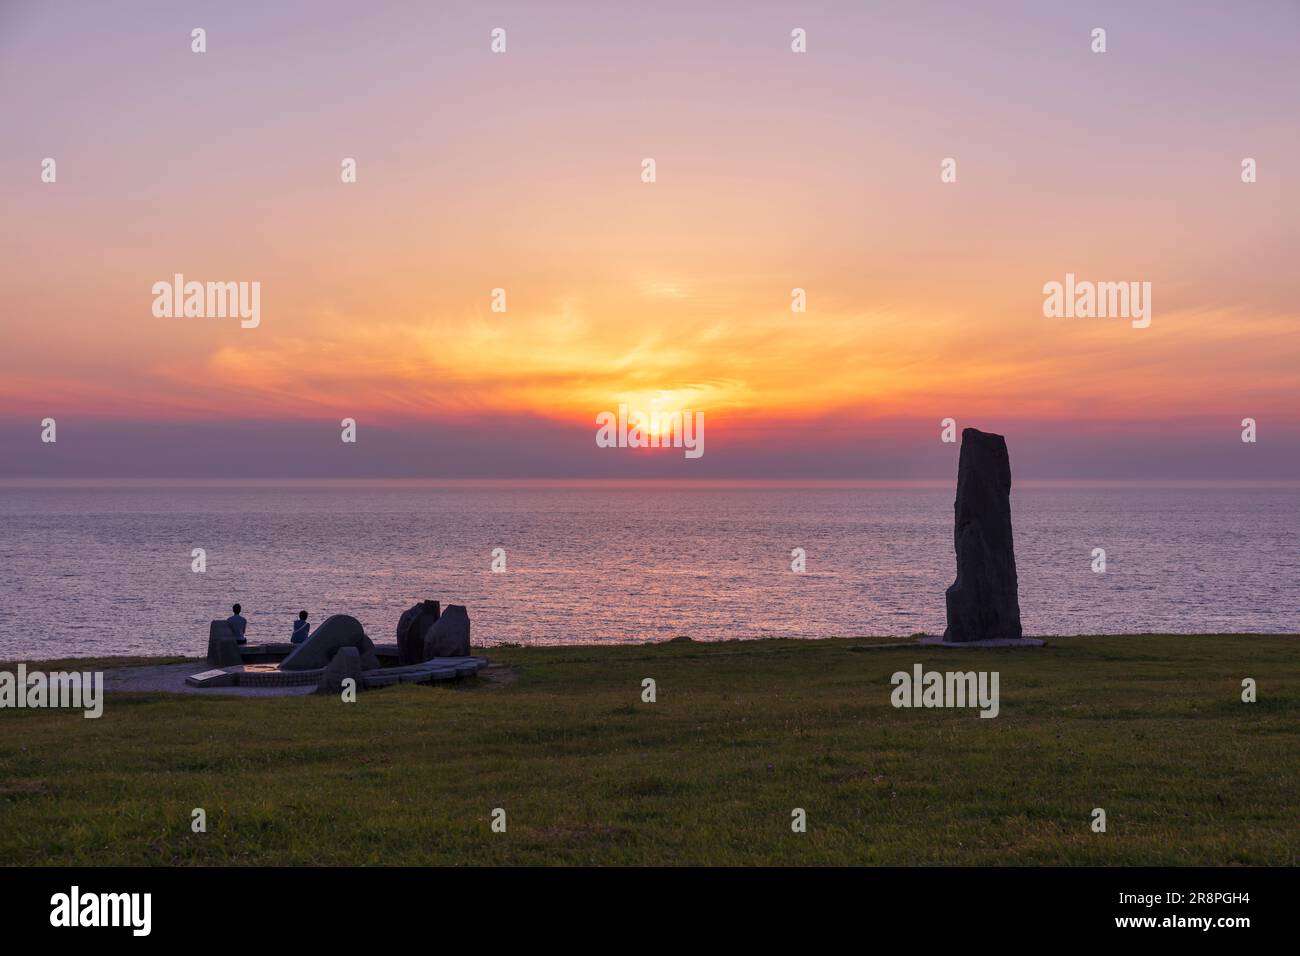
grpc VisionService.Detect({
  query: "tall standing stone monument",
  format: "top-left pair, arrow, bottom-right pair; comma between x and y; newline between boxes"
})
943,428 -> 1023,642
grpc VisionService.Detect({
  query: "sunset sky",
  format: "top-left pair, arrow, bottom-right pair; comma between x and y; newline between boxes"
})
2,0 -> 1297,478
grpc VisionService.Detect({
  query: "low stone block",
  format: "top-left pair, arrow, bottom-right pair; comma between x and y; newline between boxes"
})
318,646 -> 362,694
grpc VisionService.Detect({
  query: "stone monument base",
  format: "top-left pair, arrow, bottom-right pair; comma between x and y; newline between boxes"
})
918,636 -> 1046,648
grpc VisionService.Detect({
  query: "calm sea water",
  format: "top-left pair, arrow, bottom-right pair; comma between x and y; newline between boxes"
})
0,482 -> 1295,660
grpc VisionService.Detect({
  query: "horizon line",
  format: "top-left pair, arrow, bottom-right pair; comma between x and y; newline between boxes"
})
3,478 -> 1298,489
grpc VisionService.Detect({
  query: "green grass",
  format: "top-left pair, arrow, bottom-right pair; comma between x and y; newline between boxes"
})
1,635 -> 1296,865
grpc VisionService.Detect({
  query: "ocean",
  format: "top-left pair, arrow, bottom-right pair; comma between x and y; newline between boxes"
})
0,481 -> 1295,660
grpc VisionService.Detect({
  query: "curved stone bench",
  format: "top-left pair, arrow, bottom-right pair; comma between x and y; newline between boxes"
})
359,657 -> 487,689
187,656 -> 488,689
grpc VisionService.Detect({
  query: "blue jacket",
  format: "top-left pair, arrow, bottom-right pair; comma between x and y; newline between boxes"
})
291,619 -> 310,644
226,614 -> 247,644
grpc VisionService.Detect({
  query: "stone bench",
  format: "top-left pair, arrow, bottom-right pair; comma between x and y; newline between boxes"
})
206,620 -> 299,667
237,642 -> 298,664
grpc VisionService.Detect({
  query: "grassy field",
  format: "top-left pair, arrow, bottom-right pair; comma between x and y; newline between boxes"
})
1,635 -> 1296,866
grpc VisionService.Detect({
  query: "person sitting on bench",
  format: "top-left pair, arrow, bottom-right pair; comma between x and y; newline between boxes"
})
291,610 -> 310,644
226,603 -> 248,644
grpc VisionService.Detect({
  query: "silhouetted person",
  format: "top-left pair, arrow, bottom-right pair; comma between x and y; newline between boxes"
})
291,610 -> 310,644
227,603 -> 247,644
